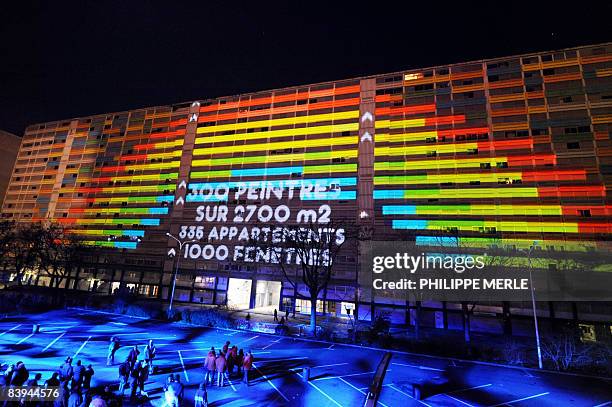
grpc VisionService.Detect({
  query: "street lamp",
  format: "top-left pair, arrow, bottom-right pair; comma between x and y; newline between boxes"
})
522,241 -> 543,369
166,232 -> 197,313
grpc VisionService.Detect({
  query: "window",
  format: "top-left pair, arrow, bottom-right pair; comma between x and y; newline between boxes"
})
579,209 -> 591,217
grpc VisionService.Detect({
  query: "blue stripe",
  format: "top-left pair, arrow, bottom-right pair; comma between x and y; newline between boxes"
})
148,207 -> 169,215
140,219 -> 160,226
382,205 -> 416,215
114,242 -> 138,249
392,220 -> 428,230
374,190 -> 404,199
416,236 -> 460,247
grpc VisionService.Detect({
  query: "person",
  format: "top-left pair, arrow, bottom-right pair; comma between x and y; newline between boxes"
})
222,341 -> 230,355
237,349 -> 245,375
89,394 -> 107,407
242,351 -> 254,385
204,350 -> 216,385
174,375 -> 184,404
59,357 -> 73,384
11,361 -> 29,386
83,364 -> 94,389
138,361 -> 149,397
273,309 -> 278,322
127,345 -> 140,370
279,316 -> 285,325
227,346 -> 237,376
107,337 -> 120,366
163,382 -> 178,407
285,308 -> 289,320
117,361 -> 130,395
144,340 -> 157,374
67,388 -> 81,407
45,372 -> 61,388
194,382 -> 208,407
72,360 -> 85,388
215,352 -> 227,387
26,373 -> 42,405
129,361 -> 141,400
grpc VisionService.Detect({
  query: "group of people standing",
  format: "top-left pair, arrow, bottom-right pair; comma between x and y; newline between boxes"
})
203,341 -> 254,388
109,337 -> 157,402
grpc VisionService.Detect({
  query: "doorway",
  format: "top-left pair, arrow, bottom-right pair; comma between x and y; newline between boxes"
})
227,278 -> 252,310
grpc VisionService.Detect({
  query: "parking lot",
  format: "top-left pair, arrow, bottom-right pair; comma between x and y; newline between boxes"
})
0,308 -> 610,406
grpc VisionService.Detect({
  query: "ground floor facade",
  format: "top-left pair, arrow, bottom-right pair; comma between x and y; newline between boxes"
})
6,264 -> 611,344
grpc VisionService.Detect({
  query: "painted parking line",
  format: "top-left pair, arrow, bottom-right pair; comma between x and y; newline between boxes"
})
235,335 -> 259,345
391,362 -> 444,372
593,402 -> 612,407
177,351 -> 189,383
252,362 -> 289,402
42,332 -> 66,352
72,335 -> 92,359
0,324 -> 21,337
338,377 -> 390,407
488,392 -> 550,407
387,384 -> 432,407
16,333 -> 35,344
262,338 -> 282,350
308,379 -> 343,407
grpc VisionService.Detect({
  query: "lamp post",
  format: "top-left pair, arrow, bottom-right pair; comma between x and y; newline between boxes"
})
166,232 -> 197,313
523,241 -> 543,369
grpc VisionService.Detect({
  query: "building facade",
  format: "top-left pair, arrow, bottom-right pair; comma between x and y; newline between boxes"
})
0,129 -> 22,207
2,43 -> 611,336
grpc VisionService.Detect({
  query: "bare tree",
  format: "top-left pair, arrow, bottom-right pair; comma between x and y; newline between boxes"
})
38,224 -> 90,290
249,219 -> 355,336
3,222 -> 44,285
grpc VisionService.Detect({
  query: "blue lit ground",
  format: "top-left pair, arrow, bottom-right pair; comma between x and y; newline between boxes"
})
0,309 -> 610,406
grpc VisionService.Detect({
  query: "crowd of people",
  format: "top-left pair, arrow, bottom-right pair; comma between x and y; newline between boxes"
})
2,334 -> 257,406
161,339 -> 255,407
0,357 -> 113,406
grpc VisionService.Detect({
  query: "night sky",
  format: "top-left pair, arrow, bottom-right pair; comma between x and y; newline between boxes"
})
1,1 -> 610,135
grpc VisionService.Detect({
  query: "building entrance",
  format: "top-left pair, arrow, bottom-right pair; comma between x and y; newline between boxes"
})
227,278 -> 252,310
255,280 -> 281,311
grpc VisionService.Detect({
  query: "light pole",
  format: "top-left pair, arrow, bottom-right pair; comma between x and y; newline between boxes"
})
166,232 -> 197,313
524,241 -> 543,369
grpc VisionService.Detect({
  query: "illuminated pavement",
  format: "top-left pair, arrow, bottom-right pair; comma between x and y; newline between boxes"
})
0,309 -> 610,406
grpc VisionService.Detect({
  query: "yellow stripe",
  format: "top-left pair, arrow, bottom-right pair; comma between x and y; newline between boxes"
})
193,136 -> 357,155
375,143 -> 478,157
197,110 -> 359,134
195,123 -> 358,144
191,150 -> 358,167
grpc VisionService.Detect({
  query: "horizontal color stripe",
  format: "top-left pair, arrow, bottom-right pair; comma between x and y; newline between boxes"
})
193,136 -> 357,155
191,150 -> 357,167
197,110 -> 359,134
195,123 -> 358,145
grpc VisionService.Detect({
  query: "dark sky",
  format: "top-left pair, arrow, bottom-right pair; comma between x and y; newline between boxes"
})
1,1 -> 610,135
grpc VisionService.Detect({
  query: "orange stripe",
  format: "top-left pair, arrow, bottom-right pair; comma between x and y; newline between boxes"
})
198,97 -> 360,123
198,85 -> 360,113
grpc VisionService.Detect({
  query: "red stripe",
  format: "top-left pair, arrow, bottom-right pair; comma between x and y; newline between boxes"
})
538,185 -> 605,198
578,223 -> 612,233
506,154 -> 556,167
522,170 -> 586,182
424,115 -> 466,126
